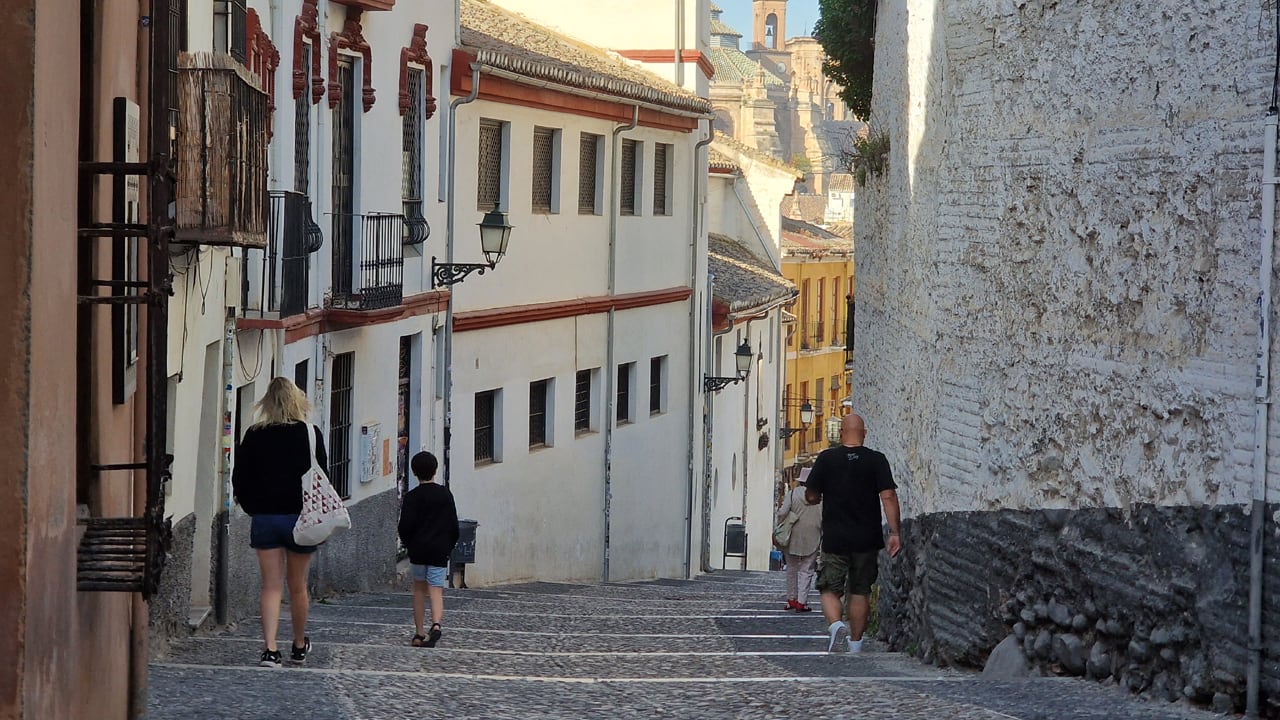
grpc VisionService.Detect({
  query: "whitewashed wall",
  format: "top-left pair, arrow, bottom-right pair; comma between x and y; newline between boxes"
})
447,96 -> 702,583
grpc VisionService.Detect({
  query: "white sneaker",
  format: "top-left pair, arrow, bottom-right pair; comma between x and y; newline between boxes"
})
848,638 -> 863,654
827,621 -> 850,653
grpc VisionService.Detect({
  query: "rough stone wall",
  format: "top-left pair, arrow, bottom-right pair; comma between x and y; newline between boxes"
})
858,0 -> 1280,713
150,513 -> 196,647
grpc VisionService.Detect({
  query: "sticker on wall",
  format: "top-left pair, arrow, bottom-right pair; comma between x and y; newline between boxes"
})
360,422 -> 382,484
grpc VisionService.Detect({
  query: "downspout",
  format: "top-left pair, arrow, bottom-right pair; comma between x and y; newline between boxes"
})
684,121 -> 713,579
215,308 -> 235,625
674,0 -> 685,87
441,64 -> 482,489
1247,107 -> 1277,719
741,320 -> 754,541
603,104 -> 640,583
701,272 -> 716,572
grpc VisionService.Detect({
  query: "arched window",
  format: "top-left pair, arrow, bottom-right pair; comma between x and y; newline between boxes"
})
765,13 -> 778,49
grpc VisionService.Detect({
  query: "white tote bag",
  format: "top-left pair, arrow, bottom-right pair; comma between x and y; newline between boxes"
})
293,423 -> 352,546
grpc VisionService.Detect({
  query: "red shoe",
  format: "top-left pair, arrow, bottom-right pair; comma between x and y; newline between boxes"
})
794,602 -> 813,613
785,599 -> 800,611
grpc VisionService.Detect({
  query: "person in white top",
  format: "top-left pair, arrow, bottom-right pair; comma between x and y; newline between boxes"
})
776,475 -> 822,611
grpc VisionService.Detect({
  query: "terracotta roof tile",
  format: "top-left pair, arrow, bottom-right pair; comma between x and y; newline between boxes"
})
460,0 -> 713,115
709,233 -> 796,310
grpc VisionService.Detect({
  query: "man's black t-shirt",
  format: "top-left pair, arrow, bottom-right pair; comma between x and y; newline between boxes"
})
806,444 -> 896,554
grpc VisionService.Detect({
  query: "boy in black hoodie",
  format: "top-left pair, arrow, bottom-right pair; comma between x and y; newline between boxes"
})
396,452 -> 459,647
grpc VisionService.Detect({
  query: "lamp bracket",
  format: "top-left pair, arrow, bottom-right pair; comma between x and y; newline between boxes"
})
431,257 -> 494,289
778,427 -> 804,439
703,375 -> 743,393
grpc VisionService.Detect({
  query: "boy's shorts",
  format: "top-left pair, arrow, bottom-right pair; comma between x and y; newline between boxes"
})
816,550 -> 879,596
411,564 -> 448,588
250,514 -> 318,555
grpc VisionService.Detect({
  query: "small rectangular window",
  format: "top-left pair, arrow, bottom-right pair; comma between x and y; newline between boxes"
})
617,363 -> 634,424
293,360 -> 308,392
529,379 -> 550,448
578,133 -> 601,214
477,118 -> 505,210
653,143 -> 671,216
620,139 -> 638,216
575,369 -> 594,433
475,389 -> 497,464
649,356 -> 666,415
532,127 -> 559,214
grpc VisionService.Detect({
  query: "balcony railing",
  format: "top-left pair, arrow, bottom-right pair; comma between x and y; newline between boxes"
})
330,212 -> 405,311
797,322 -> 846,351
244,190 -> 323,318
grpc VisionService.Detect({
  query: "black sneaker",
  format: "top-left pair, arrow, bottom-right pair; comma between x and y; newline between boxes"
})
259,649 -> 282,668
290,637 -> 311,664
425,624 -> 442,648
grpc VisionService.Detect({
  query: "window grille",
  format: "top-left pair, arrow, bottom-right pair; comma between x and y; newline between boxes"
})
649,356 -> 665,415
620,139 -> 637,216
617,363 -> 632,424
653,143 -> 670,216
402,68 -> 428,244
477,119 -> 503,210
228,0 -> 248,63
532,127 -> 555,214
529,379 -> 549,447
294,43 -> 311,194
575,370 -> 592,433
329,352 -> 355,499
579,133 -> 600,214
475,390 -> 496,463
331,58 -> 356,296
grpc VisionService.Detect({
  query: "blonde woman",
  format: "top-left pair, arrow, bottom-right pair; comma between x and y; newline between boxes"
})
232,377 -> 328,668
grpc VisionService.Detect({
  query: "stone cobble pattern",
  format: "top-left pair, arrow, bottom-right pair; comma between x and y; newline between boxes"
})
148,571 -> 1229,719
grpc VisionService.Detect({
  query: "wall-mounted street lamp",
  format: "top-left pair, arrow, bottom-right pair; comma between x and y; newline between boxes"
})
703,340 -> 753,393
431,206 -> 514,288
778,400 -> 814,439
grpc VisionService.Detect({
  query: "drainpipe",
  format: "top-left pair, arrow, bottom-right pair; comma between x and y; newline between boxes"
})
441,64 -> 482,489
603,105 -> 640,583
215,308 -> 235,625
1247,107 -> 1277,719
741,320 -> 754,548
674,0 -> 685,87
684,122 -> 713,579
701,272 -> 716,573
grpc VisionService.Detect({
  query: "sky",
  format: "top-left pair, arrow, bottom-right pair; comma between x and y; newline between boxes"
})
717,0 -> 822,42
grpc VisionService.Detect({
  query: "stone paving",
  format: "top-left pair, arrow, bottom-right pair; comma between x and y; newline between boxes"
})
148,571 -> 1230,719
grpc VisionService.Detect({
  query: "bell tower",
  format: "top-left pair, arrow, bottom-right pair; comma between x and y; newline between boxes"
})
753,0 -> 787,51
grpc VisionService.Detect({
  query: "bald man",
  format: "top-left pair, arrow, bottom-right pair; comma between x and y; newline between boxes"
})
805,412 -> 901,653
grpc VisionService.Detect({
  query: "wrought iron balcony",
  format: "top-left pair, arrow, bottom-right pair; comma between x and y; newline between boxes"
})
330,212 -> 405,311
243,190 -> 323,318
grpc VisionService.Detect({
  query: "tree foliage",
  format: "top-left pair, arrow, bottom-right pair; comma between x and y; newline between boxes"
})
813,0 -> 877,120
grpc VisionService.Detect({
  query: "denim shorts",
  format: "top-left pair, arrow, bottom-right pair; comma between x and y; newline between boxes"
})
250,514 -> 318,555
411,564 -> 447,587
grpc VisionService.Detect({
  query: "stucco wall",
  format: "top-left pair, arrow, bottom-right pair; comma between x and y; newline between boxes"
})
859,0 -> 1279,711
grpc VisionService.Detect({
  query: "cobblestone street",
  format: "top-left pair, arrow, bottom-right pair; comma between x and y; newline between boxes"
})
148,571 -> 1227,719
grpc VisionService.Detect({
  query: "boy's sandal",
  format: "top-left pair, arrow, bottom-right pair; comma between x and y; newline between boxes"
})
411,634 -> 427,647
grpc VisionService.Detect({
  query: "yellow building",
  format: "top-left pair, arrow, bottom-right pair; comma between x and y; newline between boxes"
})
780,218 -> 854,472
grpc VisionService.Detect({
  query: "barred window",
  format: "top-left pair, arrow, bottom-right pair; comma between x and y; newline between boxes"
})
620,139 -> 638,216
294,43 -> 312,194
578,133 -> 601,214
402,68 -> 428,244
532,127 -> 559,214
475,390 -> 497,464
649,356 -> 666,415
617,363 -> 634,424
477,119 -> 505,210
328,352 -> 354,499
529,379 -> 550,447
575,369 -> 593,433
653,143 -> 671,216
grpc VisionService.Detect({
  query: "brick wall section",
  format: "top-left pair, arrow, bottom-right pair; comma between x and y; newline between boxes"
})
859,0 -> 1280,711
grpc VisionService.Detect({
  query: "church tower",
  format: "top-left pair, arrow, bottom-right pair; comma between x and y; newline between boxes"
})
752,0 -> 787,51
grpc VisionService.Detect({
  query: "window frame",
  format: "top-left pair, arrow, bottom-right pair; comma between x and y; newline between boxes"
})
616,362 -> 635,425
578,132 -> 603,215
329,351 -> 355,499
528,378 -> 553,448
477,118 -> 509,211
620,138 -> 639,216
474,388 -> 501,465
652,143 -> 672,216
531,126 -> 561,215
649,355 -> 667,415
